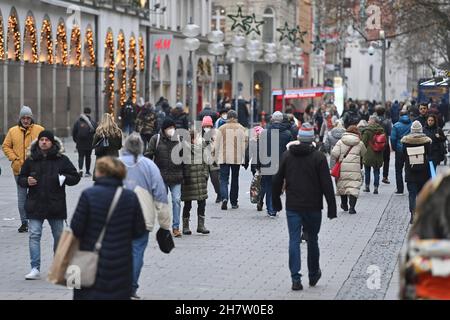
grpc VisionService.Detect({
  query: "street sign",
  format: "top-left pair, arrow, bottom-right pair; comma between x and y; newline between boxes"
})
150,34 -> 173,52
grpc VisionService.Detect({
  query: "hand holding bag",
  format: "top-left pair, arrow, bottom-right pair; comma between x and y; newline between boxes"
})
65,187 -> 123,288
330,145 -> 354,179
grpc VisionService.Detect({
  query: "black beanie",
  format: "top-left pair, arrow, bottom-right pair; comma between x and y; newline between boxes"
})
38,130 -> 56,144
162,118 -> 176,131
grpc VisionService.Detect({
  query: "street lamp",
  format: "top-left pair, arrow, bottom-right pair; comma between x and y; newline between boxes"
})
380,29 -> 386,108
278,43 -> 293,112
207,29 -> 225,111
182,20 -> 200,124
246,37 -> 263,128
264,42 -> 277,114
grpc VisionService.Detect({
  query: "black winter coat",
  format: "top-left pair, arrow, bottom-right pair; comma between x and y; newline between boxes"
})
423,125 -> 446,163
262,122 -> 293,174
272,141 -> 337,219
145,131 -> 184,185
72,115 -> 97,150
237,99 -> 250,128
70,177 -> 146,300
18,139 -> 80,220
92,132 -> 122,157
401,134 -> 432,184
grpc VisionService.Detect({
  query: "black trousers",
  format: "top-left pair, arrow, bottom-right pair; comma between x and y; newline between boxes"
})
341,195 -> 357,209
77,149 -> 92,173
395,151 -> 405,193
209,169 -> 221,196
183,200 -> 206,219
382,141 -> 391,179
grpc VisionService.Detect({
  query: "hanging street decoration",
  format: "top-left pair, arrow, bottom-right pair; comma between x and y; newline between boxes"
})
289,25 -> 307,44
244,13 -> 265,36
277,22 -> 291,42
227,6 -> 250,33
311,34 -> 326,54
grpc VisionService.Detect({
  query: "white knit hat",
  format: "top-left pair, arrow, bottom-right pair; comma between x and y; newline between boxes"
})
410,120 -> 423,134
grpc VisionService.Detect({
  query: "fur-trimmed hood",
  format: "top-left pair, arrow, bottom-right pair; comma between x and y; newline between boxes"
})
401,133 -> 432,145
27,136 -> 65,160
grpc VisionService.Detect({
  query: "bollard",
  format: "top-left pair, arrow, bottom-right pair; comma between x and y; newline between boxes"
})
261,111 -> 266,128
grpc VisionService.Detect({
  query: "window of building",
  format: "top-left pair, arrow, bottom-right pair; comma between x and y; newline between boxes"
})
211,5 -> 226,33
263,8 -> 275,43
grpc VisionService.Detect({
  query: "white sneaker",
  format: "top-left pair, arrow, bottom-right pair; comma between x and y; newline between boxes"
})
25,268 -> 40,280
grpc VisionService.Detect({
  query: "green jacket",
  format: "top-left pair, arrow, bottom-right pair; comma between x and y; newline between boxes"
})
181,142 -> 209,201
362,123 -> 385,168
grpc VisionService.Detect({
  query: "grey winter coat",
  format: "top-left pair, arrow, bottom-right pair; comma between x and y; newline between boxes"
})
331,133 -> 367,197
325,127 -> 346,167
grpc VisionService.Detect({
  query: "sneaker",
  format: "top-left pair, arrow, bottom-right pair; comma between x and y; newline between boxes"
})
292,281 -> 303,291
84,172 -> 92,178
130,293 -> 141,300
172,228 -> 182,238
18,223 -> 28,233
221,200 -> 228,210
25,268 -> 40,280
349,208 -> 357,214
215,195 -> 221,203
231,204 -> 239,209
267,212 -> 277,218
309,269 -> 322,287
382,178 -> 390,184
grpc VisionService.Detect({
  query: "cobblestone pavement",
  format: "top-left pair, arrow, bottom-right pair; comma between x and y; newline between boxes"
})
0,138 -> 431,300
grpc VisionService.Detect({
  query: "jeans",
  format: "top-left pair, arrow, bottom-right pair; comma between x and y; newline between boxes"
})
132,231 -> 149,295
29,219 -> 64,270
123,123 -> 134,136
219,164 -> 240,205
383,142 -> 391,179
407,182 -> 426,213
286,210 -> 322,283
166,184 -> 181,229
77,149 -> 92,173
261,175 -> 275,214
14,176 -> 28,224
395,151 -> 405,193
209,169 -> 221,197
364,166 -> 380,188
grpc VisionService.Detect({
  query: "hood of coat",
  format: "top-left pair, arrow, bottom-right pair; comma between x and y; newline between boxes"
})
401,133 -> 432,145
286,140 -> 315,156
341,132 -> 361,146
27,136 -> 65,160
399,114 -> 411,124
268,121 -> 291,132
329,127 -> 346,140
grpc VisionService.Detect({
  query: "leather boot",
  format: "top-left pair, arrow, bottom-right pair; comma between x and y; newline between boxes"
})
197,215 -> 210,234
182,217 -> 191,235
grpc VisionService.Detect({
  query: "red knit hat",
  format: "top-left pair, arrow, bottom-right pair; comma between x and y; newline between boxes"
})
202,116 -> 213,127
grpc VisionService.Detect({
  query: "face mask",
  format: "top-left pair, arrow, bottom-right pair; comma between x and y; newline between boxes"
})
204,128 -> 211,133
165,128 -> 175,137
222,114 -> 227,120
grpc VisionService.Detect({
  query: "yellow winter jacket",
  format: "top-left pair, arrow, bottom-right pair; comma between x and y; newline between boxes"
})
2,123 -> 44,175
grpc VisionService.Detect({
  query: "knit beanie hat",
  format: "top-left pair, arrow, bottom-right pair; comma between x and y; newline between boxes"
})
271,111 -> 283,123
298,123 -> 315,143
202,116 -> 213,127
38,130 -> 56,144
19,106 -> 33,119
162,118 -> 176,131
410,120 -> 423,134
175,102 -> 183,109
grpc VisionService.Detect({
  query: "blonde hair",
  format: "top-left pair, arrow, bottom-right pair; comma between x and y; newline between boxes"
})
96,113 -> 122,138
95,156 -> 126,180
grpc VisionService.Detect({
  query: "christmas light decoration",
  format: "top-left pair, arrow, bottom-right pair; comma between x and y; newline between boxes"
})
128,36 -> 137,103
40,19 -> 53,64
70,26 -> 81,66
104,31 -> 115,116
139,36 -> 144,71
117,32 -> 126,107
0,16 -> 4,60
84,28 -> 95,66
24,16 -> 38,63
55,22 -> 68,65
8,14 -> 21,61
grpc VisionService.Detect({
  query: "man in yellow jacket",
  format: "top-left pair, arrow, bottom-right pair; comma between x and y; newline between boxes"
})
2,106 -> 44,232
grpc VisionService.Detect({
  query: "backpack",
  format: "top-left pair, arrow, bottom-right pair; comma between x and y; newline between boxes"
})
406,145 -> 426,171
370,132 -> 386,152
77,119 -> 93,139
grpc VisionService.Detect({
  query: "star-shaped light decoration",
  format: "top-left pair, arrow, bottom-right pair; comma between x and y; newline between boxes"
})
227,6 -> 250,33
311,35 -> 326,54
277,22 -> 291,42
289,25 -> 308,44
243,13 -> 265,36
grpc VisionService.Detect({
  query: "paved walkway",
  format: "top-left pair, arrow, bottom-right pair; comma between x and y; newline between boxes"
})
0,138 -> 424,300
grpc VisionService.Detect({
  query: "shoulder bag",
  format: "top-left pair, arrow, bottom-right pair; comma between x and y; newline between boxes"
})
330,145 -> 354,179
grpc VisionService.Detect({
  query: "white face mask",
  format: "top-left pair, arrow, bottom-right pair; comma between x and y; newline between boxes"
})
165,128 -> 175,137
204,128 -> 211,133
221,114 -> 228,120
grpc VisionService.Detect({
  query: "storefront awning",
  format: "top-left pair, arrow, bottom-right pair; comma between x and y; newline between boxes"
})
272,87 -> 334,99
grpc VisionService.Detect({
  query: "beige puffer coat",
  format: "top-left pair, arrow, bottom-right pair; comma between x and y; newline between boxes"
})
331,133 -> 367,197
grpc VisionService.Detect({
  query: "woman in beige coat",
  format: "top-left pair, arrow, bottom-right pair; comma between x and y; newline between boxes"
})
331,125 -> 367,214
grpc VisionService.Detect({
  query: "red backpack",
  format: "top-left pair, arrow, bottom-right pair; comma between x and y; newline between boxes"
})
370,132 -> 386,152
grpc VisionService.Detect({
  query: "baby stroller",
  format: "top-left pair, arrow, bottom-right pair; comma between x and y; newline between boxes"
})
399,171 -> 450,299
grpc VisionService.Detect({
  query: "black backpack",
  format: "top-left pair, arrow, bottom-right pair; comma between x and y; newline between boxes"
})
77,119 -> 93,139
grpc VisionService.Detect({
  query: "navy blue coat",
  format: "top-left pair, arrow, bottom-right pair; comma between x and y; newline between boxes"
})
262,122 -> 293,175
70,177 -> 146,300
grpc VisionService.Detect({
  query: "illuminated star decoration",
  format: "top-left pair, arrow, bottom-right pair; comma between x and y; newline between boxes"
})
277,22 -> 291,42
311,35 -> 326,54
243,13 -> 265,36
227,6 -> 250,33
289,25 -> 307,44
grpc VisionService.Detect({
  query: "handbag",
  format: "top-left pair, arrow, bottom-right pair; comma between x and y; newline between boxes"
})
65,187 -> 123,288
330,145 -> 354,179
250,170 -> 262,204
47,228 -> 79,286
156,227 -> 174,254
